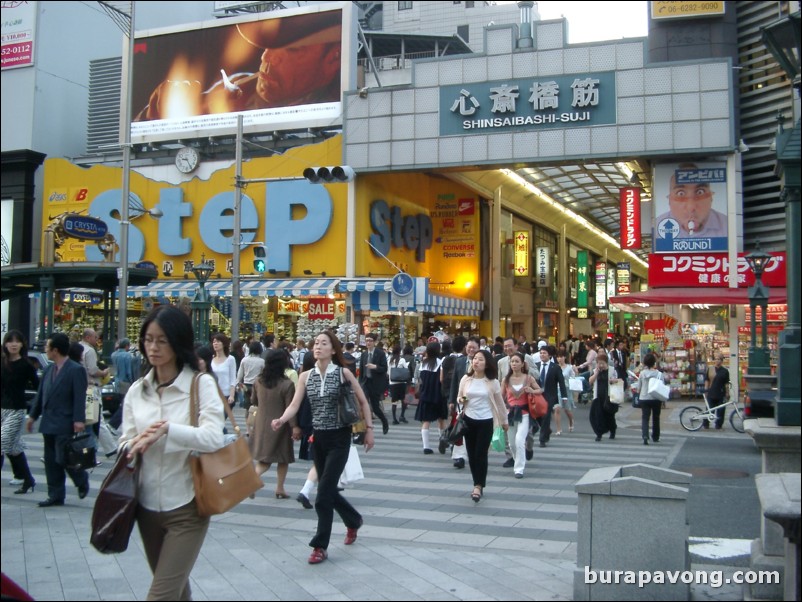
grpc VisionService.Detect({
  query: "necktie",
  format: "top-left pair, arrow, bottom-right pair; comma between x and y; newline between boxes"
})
540,363 -> 547,385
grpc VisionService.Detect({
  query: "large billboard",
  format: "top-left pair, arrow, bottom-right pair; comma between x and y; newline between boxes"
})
130,3 -> 355,143
652,161 -> 728,253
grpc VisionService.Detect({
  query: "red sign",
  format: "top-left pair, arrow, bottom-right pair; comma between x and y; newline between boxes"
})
620,187 -> 641,249
744,304 -> 788,322
308,297 -> 336,320
648,252 -> 787,288
643,319 -> 665,338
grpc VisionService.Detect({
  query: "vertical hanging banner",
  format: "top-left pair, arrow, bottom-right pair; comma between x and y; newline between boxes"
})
513,231 -> 529,276
577,250 -> 588,308
620,187 -> 641,249
606,264 -> 616,306
595,261 -> 607,308
616,262 -> 631,295
536,246 -> 551,287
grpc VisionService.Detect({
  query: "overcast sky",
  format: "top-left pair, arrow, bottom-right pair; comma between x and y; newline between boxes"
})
532,1 -> 649,43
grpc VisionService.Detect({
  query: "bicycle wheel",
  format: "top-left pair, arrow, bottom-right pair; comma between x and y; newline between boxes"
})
679,406 -> 706,431
729,408 -> 745,433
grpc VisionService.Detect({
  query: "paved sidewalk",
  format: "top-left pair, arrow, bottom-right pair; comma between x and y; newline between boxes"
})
1,401 -> 754,601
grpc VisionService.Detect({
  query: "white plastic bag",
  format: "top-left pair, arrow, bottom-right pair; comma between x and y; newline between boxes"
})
647,376 -> 671,402
338,446 -> 364,487
609,380 -> 625,405
568,377 -> 585,392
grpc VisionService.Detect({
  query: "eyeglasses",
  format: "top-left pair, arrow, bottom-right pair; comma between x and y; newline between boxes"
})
142,337 -> 170,348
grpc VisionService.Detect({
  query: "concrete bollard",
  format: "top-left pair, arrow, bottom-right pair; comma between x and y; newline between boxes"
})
574,463 -> 692,601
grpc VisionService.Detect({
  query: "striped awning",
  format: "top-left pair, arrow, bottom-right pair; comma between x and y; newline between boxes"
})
350,290 -> 483,317
126,278 -> 339,298
338,278 -> 393,292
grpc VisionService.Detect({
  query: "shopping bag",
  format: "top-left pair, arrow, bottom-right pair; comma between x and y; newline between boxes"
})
490,426 -> 505,452
85,385 -> 101,426
90,451 -> 139,554
647,377 -> 671,402
609,380 -> 625,405
338,446 -> 364,487
568,377 -> 585,392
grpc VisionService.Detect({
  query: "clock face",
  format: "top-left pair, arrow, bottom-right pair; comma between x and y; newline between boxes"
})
175,147 -> 199,173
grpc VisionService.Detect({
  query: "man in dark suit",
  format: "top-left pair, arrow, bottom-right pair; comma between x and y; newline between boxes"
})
613,340 -> 629,382
358,333 -> 389,434
447,336 -> 479,468
535,345 -> 567,448
27,333 -> 91,507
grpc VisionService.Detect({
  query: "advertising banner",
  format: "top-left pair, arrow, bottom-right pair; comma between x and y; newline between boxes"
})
619,187 -> 641,249
514,231 -> 530,277
648,252 -> 787,288
130,3 -> 354,142
577,250 -> 588,308
536,246 -> 551,287
1,0 -> 36,70
616,262 -> 631,295
653,162 -> 728,253
595,261 -> 606,308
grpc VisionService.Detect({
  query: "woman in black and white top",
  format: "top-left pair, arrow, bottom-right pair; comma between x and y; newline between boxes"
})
272,331 -> 374,565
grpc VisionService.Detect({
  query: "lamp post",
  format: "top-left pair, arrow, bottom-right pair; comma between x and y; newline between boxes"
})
191,255 -> 214,344
762,10 -> 800,426
745,243 -> 772,377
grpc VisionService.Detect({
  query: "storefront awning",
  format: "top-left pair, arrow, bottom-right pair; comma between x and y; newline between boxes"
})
127,278 -> 340,298
338,279 -> 393,292
350,290 -> 484,317
610,287 -> 788,309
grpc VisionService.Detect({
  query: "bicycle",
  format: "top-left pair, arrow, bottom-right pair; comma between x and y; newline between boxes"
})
679,394 -> 745,433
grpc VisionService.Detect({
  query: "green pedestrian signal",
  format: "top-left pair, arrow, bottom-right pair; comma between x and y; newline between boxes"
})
253,245 -> 267,272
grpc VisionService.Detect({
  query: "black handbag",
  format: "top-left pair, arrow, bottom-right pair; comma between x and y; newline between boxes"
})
390,366 -> 410,382
603,397 -> 620,414
338,368 -> 361,425
90,450 -> 139,554
64,431 -> 97,471
447,412 -> 468,444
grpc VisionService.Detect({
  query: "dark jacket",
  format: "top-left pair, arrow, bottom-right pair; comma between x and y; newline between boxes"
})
536,360 -> 567,407
358,347 -> 388,397
29,359 -> 88,435
448,354 -> 472,406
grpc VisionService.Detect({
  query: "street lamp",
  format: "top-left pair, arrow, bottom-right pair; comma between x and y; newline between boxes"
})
745,242 -> 772,376
762,10 -> 800,426
191,255 -> 214,344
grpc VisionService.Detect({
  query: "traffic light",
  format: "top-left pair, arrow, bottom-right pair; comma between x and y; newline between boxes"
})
303,166 -> 355,183
253,245 -> 267,272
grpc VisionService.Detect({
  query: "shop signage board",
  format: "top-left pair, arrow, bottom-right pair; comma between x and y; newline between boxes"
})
577,250 -> 588,308
439,71 -> 616,136
1,0 -> 36,70
619,187 -> 641,249
648,252 -> 787,288
595,262 -> 606,308
650,1 -> 726,20
616,262 -> 631,295
535,245 -> 551,286
514,232 -> 529,277
308,297 -> 336,320
606,264 -> 616,307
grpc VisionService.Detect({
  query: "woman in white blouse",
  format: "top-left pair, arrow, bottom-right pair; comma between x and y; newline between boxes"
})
211,333 -> 237,409
456,349 -> 508,503
121,305 -> 224,600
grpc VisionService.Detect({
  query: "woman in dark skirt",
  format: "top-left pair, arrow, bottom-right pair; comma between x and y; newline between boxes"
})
588,353 -> 621,441
414,341 -> 447,454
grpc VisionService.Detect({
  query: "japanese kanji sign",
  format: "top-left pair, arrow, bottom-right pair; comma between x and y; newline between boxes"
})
514,231 -> 529,276
620,187 -> 641,249
439,71 -> 616,136
648,252 -> 787,288
536,246 -> 550,287
577,250 -> 588,308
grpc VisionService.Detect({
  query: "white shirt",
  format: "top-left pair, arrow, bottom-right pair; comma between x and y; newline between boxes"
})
460,376 -> 506,425
121,368 -> 225,512
237,355 -> 265,385
212,354 -> 237,397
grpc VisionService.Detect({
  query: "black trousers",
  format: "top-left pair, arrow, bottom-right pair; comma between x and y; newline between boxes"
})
362,382 -> 388,428
639,400 -> 662,441
42,433 -> 89,502
539,399 -> 557,444
309,428 -> 362,550
463,415 -> 493,488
